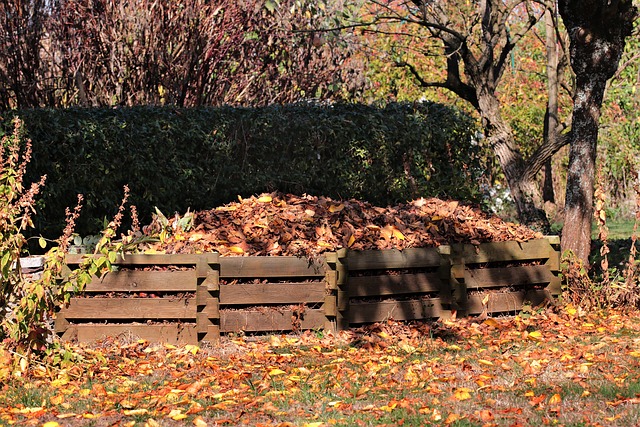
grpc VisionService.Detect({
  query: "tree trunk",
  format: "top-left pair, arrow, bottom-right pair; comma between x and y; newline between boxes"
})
542,8 -> 559,205
562,76 -> 605,262
477,90 -> 550,232
558,0 -> 637,264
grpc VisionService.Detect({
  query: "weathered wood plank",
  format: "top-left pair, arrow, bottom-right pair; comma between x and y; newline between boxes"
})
466,289 -> 550,315
348,272 -> 442,298
454,239 -> 555,264
348,298 -> 444,323
83,270 -> 196,292
62,324 -> 198,345
464,265 -> 555,289
219,283 -> 326,305
324,296 -> 337,316
219,257 -> 326,278
62,298 -> 197,320
220,308 -> 326,332
66,253 -> 218,266
346,248 -> 443,271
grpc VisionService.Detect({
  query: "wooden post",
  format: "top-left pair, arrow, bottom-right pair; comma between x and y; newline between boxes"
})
323,267 -> 338,332
196,254 -> 220,344
326,249 -> 350,330
449,244 -> 467,317
436,245 -> 454,320
544,236 -> 562,297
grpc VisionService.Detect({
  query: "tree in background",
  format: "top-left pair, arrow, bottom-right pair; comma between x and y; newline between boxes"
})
346,0 -> 569,232
558,0 -> 638,263
0,0 -> 366,108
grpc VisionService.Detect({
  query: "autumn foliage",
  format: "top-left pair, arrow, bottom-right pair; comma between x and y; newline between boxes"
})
3,307 -> 640,426
141,192 -> 543,258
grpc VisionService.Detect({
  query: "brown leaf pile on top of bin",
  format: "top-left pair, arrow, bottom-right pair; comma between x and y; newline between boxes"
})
140,192 -> 543,257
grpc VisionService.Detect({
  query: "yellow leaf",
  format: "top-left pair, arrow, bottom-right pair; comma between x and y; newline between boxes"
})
268,368 -> 287,376
549,393 -> 562,405
453,388 -> 472,401
228,246 -> 245,254
123,409 -> 148,416
347,235 -> 356,247
478,359 -> 494,366
50,395 -> 64,405
431,408 -> 443,421
168,409 -> 187,420
528,330 -> 543,341
192,416 -> 208,427
42,422 -> 60,427
329,204 -> 344,213
184,344 -> 199,355
302,423 -> 324,427
565,305 -> 577,316
392,227 -> 405,240
188,232 -> 206,242
481,294 -> 490,306
317,241 -> 333,248
146,419 -> 161,427
258,195 -> 272,203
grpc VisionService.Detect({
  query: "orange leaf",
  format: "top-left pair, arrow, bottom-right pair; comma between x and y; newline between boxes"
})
549,393 -> 562,405
445,413 -> 462,424
479,409 -> 494,422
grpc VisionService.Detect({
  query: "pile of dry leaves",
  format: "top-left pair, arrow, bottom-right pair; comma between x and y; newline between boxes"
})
140,193 -> 542,257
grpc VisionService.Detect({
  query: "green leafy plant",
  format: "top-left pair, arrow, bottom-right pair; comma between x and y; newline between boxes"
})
3,103 -> 483,240
0,117 -> 46,341
0,117 -> 138,356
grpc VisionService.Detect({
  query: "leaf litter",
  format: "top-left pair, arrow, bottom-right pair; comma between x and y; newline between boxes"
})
3,307 -> 640,426
140,192 -> 543,257
2,193 -> 632,426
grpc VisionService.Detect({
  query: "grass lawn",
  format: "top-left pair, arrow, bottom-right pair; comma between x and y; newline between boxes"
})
2,307 -> 640,426
601,220 -> 637,240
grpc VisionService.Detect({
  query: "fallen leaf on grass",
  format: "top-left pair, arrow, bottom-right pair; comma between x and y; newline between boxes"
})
452,387 -> 472,401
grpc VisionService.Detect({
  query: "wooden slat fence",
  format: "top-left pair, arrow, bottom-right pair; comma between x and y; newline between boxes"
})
56,237 -> 561,344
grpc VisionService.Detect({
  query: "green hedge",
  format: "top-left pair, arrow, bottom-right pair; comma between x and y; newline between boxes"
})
1,103 -> 483,239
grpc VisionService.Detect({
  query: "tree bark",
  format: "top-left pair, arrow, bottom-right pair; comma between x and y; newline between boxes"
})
543,9 -> 559,205
476,88 -> 549,231
558,0 -> 637,263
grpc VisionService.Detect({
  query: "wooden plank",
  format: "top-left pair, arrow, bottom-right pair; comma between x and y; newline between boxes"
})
348,272 -> 442,298
455,239 -> 556,264
219,256 -> 327,278
66,253 -> 218,266
83,270 -> 196,292
69,324 -> 198,345
464,265 -> 555,289
349,298 -> 444,323
62,298 -> 196,320
219,283 -> 326,305
220,308 -> 326,332
466,289 -> 550,315
346,248 -> 443,271
324,296 -> 337,316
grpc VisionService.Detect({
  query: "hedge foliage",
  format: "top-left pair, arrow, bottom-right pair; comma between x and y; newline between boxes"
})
1,103 -> 483,239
